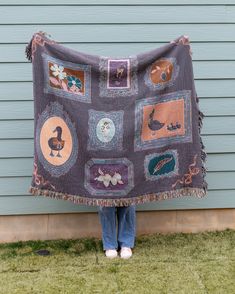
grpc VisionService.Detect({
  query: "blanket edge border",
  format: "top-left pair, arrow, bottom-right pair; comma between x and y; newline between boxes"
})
28,186 -> 207,207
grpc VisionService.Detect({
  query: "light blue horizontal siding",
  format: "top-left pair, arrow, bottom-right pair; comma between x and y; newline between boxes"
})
0,190 -> 234,216
0,2 -> 234,215
2,0 -> 235,5
1,6 -> 235,24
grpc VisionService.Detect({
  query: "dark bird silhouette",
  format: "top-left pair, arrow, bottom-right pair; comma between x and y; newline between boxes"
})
148,108 -> 165,131
167,122 -> 181,131
48,126 -> 65,157
111,64 -> 126,85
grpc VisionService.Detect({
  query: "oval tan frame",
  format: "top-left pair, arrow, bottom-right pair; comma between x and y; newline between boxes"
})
36,101 -> 78,177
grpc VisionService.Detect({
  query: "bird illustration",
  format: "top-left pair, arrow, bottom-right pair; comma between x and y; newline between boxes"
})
116,66 -> 125,79
167,122 -> 181,131
111,64 -> 126,85
148,108 -> 165,131
48,126 -> 65,157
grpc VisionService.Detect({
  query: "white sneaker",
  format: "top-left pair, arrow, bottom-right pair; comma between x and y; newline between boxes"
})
120,247 -> 132,259
105,249 -> 118,258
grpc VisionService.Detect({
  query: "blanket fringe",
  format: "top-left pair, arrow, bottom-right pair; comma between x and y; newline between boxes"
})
28,186 -> 207,207
198,98 -> 208,194
25,34 -> 35,62
25,31 -> 52,62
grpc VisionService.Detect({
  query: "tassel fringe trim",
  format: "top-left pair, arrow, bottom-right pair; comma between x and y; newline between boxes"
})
25,35 -> 34,62
29,186 -> 207,207
198,101 -> 208,194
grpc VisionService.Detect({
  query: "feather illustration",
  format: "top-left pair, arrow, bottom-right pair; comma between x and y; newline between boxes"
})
153,157 -> 173,174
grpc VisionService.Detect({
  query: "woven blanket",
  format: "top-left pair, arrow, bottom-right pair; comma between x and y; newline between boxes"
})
25,31 -> 208,207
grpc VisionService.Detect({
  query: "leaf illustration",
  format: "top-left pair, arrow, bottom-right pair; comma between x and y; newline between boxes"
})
98,168 -> 104,175
94,175 -> 104,182
49,77 -> 60,86
110,177 -> 118,185
103,179 -> 110,187
61,80 -> 68,91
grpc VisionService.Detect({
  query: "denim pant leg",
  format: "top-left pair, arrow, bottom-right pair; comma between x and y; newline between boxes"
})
98,206 -> 118,250
117,205 -> 136,249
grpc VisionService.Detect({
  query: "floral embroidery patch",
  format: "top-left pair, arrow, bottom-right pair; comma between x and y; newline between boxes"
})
42,53 -> 91,103
87,109 -> 124,150
84,158 -> 134,196
134,90 -> 192,151
35,101 -> 78,177
144,150 -> 179,181
99,56 -> 138,97
144,57 -> 179,91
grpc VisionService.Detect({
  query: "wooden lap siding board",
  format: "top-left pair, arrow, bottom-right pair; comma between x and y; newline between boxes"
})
0,1 -> 235,215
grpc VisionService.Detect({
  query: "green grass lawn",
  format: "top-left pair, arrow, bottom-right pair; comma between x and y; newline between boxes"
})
0,229 -> 234,294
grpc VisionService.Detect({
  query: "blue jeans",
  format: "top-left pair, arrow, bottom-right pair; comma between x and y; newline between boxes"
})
98,205 -> 136,250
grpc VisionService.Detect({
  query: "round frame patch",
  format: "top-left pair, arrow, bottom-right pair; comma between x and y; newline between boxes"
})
35,101 -> 79,177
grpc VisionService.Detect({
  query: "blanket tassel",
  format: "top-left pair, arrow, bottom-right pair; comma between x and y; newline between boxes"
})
28,185 -> 207,207
198,102 -> 208,194
25,34 -> 35,62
